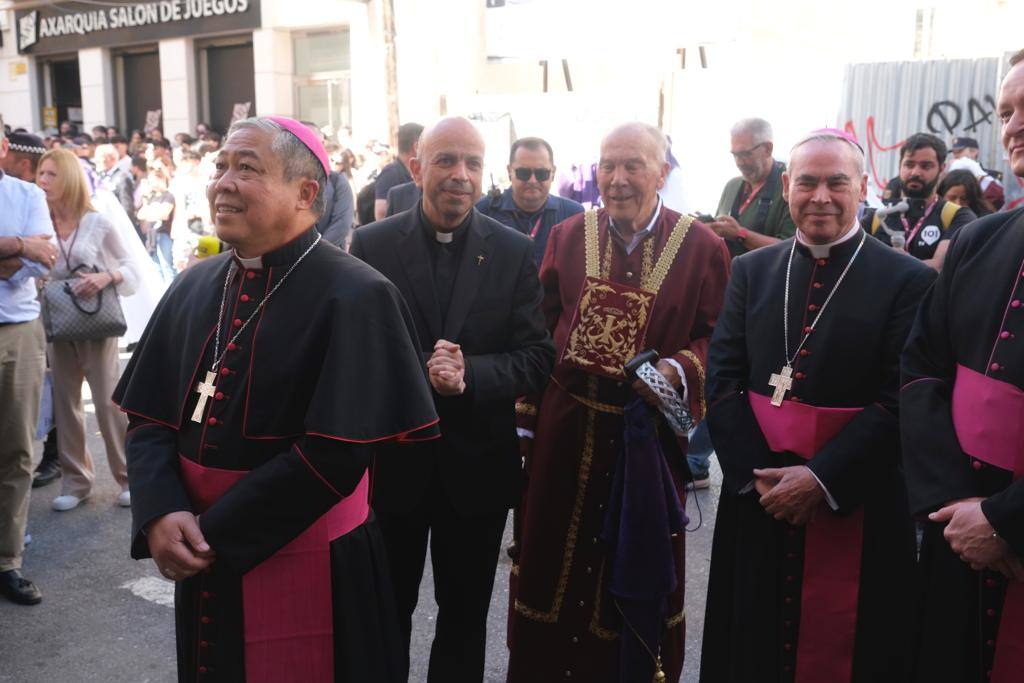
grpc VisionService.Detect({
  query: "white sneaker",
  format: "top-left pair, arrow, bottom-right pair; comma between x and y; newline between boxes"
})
52,494 -> 88,511
117,490 -> 131,508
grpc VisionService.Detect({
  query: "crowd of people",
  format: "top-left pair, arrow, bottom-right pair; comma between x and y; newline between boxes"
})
3,49 -> 1024,683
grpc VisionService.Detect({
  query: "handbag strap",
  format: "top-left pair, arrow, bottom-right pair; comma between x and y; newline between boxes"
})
64,264 -> 104,316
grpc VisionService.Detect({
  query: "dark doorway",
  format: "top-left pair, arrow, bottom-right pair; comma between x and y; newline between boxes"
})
119,51 -> 162,135
50,59 -> 82,131
205,43 -> 255,135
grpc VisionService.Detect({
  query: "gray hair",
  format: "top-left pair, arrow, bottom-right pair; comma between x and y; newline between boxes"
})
227,117 -> 327,218
731,118 -> 774,146
603,122 -> 669,165
790,132 -> 866,176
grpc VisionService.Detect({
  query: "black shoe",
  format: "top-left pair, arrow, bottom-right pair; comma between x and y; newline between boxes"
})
0,569 -> 42,605
32,458 -> 61,488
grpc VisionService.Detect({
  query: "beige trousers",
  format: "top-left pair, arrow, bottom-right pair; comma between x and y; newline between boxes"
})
48,336 -> 128,499
0,319 -> 46,571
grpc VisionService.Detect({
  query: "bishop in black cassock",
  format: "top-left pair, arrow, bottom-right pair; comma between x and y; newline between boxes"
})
113,116 -> 438,682
901,55 -> 1024,683
700,130 -> 935,683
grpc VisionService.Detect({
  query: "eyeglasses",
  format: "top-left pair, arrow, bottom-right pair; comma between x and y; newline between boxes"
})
513,167 -> 552,182
731,142 -> 767,160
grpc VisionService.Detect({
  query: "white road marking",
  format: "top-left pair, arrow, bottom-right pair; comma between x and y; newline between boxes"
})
121,576 -> 175,607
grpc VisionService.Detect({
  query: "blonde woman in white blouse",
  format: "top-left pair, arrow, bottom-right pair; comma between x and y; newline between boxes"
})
37,149 -> 138,512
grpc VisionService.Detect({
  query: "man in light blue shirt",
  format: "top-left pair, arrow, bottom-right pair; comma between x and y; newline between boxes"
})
0,126 -> 57,606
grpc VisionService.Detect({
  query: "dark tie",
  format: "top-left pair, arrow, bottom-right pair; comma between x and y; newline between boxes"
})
434,241 -> 457,323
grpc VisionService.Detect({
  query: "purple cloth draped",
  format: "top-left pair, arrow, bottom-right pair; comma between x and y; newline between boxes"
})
601,398 -> 688,681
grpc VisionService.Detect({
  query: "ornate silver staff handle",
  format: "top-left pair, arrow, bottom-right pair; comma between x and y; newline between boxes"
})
625,350 -> 694,436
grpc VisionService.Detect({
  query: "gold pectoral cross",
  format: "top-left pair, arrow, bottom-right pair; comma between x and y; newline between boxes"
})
191,371 -> 217,423
768,365 -> 793,407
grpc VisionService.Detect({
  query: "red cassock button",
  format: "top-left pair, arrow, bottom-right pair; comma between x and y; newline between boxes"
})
220,368 -> 230,377
207,417 -> 218,426
1013,300 -> 1022,309
799,349 -> 811,357
246,271 -> 256,280
987,608 -> 996,617
201,616 -> 210,624
972,460 -> 983,470
784,643 -> 793,651
786,575 -> 795,582
201,591 -> 210,599
232,318 -> 242,328
808,304 -> 818,312
200,641 -> 209,649
1002,331 -> 1012,340
240,294 -> 250,302
991,363 -> 1002,371
813,282 -> 823,289
816,258 -> 827,266
227,343 -> 237,351
987,640 -> 995,647
803,326 -> 813,334
794,372 -> 806,380
784,597 -> 793,605
215,392 -> 224,401
987,578 -> 998,588
199,666 -> 208,674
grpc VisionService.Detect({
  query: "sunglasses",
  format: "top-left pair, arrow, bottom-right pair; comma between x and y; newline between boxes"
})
513,167 -> 552,182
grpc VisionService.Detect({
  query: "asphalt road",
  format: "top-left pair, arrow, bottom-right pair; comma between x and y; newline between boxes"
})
0,355 -> 721,682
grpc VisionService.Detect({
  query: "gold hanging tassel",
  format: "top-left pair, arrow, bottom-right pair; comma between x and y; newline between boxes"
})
652,655 -> 666,683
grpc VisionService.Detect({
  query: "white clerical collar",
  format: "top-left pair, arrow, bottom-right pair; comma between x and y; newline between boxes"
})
435,230 -> 453,244
795,222 -> 860,258
608,199 -> 663,255
236,254 -> 263,270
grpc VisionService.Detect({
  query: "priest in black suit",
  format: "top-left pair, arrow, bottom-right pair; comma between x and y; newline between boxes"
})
349,117 -> 555,682
700,129 -> 935,683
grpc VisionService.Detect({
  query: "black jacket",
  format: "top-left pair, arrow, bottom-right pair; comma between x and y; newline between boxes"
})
350,205 -> 555,515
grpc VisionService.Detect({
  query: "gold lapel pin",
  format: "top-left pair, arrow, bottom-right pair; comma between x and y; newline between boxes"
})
477,255 -> 485,266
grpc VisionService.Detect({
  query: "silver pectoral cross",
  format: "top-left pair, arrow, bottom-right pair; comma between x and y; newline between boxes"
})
191,371 -> 217,423
768,365 -> 794,407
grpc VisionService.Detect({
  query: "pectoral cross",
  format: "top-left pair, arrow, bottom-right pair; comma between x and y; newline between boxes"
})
191,371 -> 217,423
768,365 -> 793,407
477,255 -> 485,266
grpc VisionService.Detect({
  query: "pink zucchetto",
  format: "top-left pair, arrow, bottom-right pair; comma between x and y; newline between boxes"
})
267,115 -> 331,177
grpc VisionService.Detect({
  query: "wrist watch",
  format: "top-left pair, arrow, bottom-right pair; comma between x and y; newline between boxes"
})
737,228 -> 749,242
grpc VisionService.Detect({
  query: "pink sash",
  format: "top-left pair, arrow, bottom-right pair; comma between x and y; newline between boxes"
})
951,365 -> 1024,683
748,392 -> 864,683
178,455 -> 370,683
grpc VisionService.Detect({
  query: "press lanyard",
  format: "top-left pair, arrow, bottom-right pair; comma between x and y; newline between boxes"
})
900,199 -> 938,250
737,180 -> 766,215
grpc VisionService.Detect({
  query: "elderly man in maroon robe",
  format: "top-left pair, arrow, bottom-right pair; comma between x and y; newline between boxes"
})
901,50 -> 1024,683
508,122 -> 731,682
113,116 -> 438,682
700,129 -> 935,683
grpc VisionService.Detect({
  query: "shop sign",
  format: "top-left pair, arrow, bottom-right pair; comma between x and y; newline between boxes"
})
16,0 -> 261,55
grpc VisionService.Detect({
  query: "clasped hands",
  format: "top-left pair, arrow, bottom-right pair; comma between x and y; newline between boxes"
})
146,511 -> 215,582
752,465 -> 825,526
426,339 -> 466,396
930,498 -> 1024,582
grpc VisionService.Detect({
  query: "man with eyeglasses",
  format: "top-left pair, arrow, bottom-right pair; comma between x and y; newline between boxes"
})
709,118 -> 796,259
688,118 -> 798,490
476,137 -> 584,266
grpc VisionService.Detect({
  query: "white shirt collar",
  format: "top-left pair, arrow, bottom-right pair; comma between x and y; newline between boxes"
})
435,230 -> 453,244
608,199 -> 663,255
795,221 -> 860,258
236,254 -> 263,270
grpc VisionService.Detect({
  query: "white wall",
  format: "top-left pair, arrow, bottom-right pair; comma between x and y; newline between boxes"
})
78,47 -> 115,133
159,37 -> 198,136
0,10 -> 38,130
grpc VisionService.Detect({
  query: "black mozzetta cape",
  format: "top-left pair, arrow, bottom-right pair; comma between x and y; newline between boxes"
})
112,227 -> 438,681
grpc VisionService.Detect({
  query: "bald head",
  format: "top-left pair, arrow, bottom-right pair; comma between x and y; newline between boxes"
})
597,122 -> 670,232
601,122 -> 668,165
411,117 -> 485,230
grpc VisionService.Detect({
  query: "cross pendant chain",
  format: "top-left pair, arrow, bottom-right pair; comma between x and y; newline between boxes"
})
768,365 -> 794,407
191,371 -> 218,423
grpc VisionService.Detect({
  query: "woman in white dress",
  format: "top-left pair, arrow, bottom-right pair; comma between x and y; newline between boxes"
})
36,149 -> 138,511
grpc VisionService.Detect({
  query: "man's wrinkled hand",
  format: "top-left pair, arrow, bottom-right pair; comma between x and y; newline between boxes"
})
709,215 -> 742,240
930,498 -> 1007,569
146,511 -> 215,582
22,234 -> 57,267
427,339 -> 466,396
754,466 -> 824,526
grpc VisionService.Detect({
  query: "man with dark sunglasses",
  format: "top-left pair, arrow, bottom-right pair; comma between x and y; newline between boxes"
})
476,136 -> 584,266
